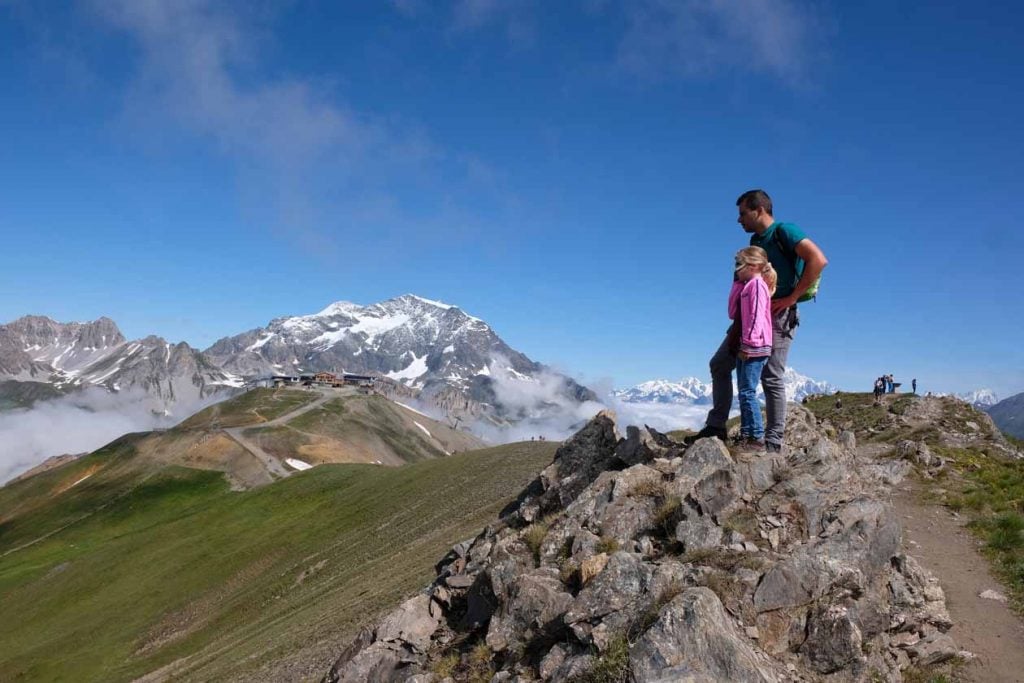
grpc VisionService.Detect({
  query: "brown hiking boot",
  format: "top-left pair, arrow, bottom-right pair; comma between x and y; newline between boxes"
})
732,437 -> 766,454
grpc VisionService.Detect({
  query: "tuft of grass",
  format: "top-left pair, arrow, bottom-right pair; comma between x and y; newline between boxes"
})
466,641 -> 493,683
569,635 -> 630,683
628,478 -> 669,499
988,513 -> 1024,551
651,496 -> 683,539
595,535 -> 620,555
522,520 -> 551,565
430,652 -> 459,678
721,509 -> 758,540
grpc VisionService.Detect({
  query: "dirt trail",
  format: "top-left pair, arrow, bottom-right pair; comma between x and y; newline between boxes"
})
895,482 -> 1024,682
224,389 -> 351,479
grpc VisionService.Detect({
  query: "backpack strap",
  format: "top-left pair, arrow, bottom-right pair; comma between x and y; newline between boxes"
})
772,224 -> 815,302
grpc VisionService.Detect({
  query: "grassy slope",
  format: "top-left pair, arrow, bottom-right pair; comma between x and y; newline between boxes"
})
805,392 -> 1024,613
0,441 -> 557,682
177,388 -> 317,429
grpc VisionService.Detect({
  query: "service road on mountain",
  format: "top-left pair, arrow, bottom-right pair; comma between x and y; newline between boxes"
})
225,388 -> 354,479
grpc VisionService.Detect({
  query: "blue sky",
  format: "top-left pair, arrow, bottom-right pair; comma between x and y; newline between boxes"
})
1,0 -> 1022,397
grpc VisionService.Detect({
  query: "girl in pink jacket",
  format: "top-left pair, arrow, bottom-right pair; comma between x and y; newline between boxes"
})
729,246 -> 777,449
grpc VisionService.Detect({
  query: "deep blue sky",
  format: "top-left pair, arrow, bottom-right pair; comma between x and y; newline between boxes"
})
2,0 -> 1022,396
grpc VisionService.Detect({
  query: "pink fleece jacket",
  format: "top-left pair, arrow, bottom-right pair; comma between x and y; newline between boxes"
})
728,276 -> 773,356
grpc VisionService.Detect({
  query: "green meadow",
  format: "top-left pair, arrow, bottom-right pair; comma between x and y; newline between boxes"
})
0,438 -> 556,682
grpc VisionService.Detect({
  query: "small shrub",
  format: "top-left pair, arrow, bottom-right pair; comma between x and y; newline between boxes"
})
595,535 -> 620,555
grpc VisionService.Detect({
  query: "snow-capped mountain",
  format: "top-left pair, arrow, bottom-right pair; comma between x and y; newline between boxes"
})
0,316 -> 241,410
614,378 -> 713,405
205,294 -> 596,420
615,368 -> 836,405
955,389 -> 999,408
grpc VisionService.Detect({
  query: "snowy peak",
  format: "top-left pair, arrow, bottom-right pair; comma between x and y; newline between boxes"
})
616,368 -> 836,405
205,294 -> 509,389
614,377 -> 713,405
955,388 -> 998,408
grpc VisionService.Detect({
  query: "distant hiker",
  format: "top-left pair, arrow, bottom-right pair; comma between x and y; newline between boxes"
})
874,377 -> 884,401
729,246 -> 777,452
835,395 -> 843,409
912,378 -> 917,394
688,189 -> 829,452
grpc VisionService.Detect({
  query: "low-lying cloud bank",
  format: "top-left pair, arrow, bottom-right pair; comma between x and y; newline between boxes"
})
0,388 -> 221,485
471,358 -> 708,444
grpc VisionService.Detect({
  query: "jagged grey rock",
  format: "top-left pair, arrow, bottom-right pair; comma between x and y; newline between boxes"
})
322,406 -> 959,683
629,588 -> 781,682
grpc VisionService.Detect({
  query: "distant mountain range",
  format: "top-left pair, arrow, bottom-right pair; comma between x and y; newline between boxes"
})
954,389 -> 999,408
0,315 -> 240,411
0,295 -> 593,425
614,367 -> 837,406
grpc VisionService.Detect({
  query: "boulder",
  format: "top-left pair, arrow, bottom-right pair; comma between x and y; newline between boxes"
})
485,568 -> 573,653
630,588 -> 781,682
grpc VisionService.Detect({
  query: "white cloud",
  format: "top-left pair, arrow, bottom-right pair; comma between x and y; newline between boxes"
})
0,387 -> 218,485
468,355 -> 709,443
616,0 -> 822,84
86,0 -> 507,259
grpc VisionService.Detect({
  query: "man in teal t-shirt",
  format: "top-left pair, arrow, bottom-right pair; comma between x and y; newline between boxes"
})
689,189 -> 829,452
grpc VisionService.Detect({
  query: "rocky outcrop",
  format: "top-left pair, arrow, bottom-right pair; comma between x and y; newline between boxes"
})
322,404 -> 957,682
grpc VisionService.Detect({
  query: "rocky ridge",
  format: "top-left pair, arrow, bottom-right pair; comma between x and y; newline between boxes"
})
0,316 -> 241,410
323,403 -> 963,682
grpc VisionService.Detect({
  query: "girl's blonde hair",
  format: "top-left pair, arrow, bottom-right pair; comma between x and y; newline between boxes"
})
735,246 -> 778,295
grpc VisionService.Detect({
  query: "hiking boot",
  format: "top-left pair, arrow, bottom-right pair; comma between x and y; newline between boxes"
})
683,425 -> 728,445
733,437 -> 766,454
765,441 -> 783,453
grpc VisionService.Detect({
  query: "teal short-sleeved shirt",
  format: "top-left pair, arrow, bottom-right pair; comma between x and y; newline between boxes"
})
750,221 -> 807,300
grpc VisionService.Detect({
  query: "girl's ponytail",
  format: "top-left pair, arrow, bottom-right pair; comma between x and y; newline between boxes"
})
762,261 -> 778,296
735,246 -> 777,296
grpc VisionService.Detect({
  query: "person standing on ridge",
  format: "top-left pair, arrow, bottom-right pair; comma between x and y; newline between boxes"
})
688,190 -> 829,452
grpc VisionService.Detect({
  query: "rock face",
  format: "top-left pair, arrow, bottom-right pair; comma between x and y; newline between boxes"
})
0,316 -> 241,410
321,404 -> 957,682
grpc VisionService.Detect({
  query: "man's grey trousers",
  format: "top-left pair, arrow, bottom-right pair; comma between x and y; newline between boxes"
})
705,307 -> 797,446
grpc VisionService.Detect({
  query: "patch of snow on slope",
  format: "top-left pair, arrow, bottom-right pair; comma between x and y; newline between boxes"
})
351,313 -> 412,343
413,421 -> 432,437
387,353 -> 428,382
70,472 -> 94,488
286,458 -> 313,471
246,333 -> 276,352
408,295 -> 453,310
396,402 -> 430,418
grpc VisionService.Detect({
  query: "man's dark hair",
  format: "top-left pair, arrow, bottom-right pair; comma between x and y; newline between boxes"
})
736,189 -> 773,216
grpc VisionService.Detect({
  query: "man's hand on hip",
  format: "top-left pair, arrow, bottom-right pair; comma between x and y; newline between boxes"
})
771,295 -> 797,315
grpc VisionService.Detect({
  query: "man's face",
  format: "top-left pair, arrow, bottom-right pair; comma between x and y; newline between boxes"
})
737,203 -> 761,233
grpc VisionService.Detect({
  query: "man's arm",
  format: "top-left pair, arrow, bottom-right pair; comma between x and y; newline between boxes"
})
771,238 -> 829,314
